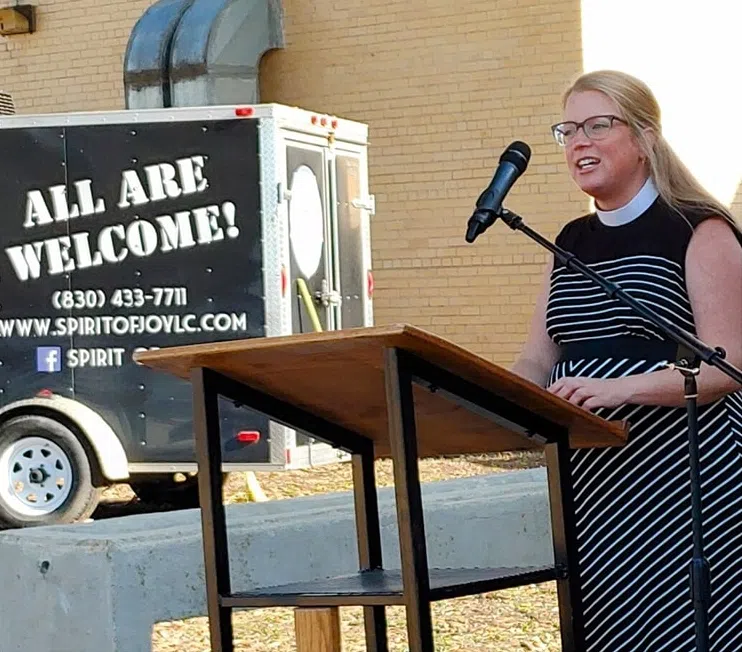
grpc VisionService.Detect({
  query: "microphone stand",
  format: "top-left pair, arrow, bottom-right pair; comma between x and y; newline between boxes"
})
474,206 -> 742,652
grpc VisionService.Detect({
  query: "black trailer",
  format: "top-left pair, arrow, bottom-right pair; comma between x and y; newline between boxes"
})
0,103 -> 375,527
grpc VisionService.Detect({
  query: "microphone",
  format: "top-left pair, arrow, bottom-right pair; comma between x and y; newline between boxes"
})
465,141 -> 531,243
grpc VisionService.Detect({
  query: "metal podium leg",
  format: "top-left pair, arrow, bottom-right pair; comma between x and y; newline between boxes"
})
352,451 -> 389,651
384,348 -> 435,652
192,367 -> 234,652
545,439 -> 584,652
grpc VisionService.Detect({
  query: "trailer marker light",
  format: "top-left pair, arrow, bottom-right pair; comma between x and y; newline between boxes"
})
367,270 -> 374,298
236,431 -> 260,444
281,265 -> 287,297
331,119 -> 338,129
320,117 -> 327,127
311,115 -> 318,125
235,107 -> 254,117
36,389 -> 53,398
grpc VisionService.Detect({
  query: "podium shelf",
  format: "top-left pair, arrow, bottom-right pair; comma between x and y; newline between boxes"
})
221,565 -> 558,608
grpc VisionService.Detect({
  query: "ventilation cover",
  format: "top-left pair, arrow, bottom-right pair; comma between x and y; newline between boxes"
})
124,0 -> 284,109
0,90 -> 15,115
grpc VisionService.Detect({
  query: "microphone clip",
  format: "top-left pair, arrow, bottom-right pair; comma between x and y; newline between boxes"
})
465,206 -> 523,243
465,206 -> 500,243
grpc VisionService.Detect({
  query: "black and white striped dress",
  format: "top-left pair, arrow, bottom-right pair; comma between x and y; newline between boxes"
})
546,198 -> 742,651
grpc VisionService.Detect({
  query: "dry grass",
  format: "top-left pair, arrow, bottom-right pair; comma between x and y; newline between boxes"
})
105,451 -> 561,651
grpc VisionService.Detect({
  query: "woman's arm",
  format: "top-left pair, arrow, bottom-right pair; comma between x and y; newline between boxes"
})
510,257 -> 561,388
548,217 -> 742,410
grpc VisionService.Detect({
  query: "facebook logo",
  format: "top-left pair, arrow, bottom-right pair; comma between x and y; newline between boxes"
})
36,346 -> 62,373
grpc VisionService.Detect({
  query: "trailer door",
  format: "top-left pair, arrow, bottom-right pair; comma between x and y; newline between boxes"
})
332,151 -> 372,329
285,144 -> 332,333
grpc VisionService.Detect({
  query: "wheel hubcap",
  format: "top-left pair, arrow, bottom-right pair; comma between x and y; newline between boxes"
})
0,437 -> 73,517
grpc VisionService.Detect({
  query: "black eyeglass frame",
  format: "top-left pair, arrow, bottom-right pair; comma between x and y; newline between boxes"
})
550,115 -> 629,146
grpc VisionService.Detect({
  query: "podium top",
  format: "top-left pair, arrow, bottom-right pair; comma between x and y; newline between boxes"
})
135,324 -> 628,458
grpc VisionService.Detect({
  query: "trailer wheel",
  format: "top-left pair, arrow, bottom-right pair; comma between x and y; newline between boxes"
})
0,415 -> 101,528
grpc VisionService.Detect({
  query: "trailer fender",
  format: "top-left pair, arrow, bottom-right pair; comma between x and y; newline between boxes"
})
0,395 -> 129,482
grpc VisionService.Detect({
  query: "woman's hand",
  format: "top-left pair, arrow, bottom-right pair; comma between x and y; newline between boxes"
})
547,376 -> 631,411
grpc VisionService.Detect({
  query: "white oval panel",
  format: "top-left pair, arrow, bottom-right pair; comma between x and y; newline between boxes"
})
289,164 -> 324,279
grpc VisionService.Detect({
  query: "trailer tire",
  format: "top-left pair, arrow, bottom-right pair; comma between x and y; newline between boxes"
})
0,415 -> 101,528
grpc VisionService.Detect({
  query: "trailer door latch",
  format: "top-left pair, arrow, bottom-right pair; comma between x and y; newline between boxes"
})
314,279 -> 342,307
352,195 -> 375,216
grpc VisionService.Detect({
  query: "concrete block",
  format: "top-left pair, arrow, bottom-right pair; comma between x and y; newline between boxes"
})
0,467 -> 552,652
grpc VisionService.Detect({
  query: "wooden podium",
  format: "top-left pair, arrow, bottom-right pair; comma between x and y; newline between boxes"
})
135,324 -> 628,652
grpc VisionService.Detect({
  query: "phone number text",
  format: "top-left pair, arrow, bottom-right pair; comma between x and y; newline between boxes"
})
52,287 -> 188,310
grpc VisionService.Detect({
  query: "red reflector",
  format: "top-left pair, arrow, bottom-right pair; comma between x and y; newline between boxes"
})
320,117 -> 327,127
236,431 -> 260,444
235,107 -> 254,117
36,389 -> 53,398
311,115 -> 318,125
280,265 -> 287,297
331,119 -> 338,129
367,270 -> 374,298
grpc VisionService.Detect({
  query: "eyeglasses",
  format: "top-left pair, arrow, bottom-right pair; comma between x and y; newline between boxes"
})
550,115 -> 628,147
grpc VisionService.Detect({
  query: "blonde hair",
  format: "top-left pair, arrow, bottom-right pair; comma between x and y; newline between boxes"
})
562,70 -> 741,231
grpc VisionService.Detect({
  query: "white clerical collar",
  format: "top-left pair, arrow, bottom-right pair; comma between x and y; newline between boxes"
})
595,177 -> 659,226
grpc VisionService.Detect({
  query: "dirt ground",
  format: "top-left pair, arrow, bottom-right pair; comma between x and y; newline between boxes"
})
101,450 -> 561,651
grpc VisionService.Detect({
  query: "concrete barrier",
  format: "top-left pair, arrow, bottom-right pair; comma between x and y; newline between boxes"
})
0,467 -> 552,652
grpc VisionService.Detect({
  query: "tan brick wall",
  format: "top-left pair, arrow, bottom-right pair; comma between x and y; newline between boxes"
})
261,0 -> 589,365
0,0 -> 589,367
0,0 -> 151,113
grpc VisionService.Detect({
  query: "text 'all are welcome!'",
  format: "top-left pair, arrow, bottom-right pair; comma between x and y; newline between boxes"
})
6,155 -> 241,282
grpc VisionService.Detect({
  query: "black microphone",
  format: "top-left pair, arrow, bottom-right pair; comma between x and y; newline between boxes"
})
465,141 -> 531,243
